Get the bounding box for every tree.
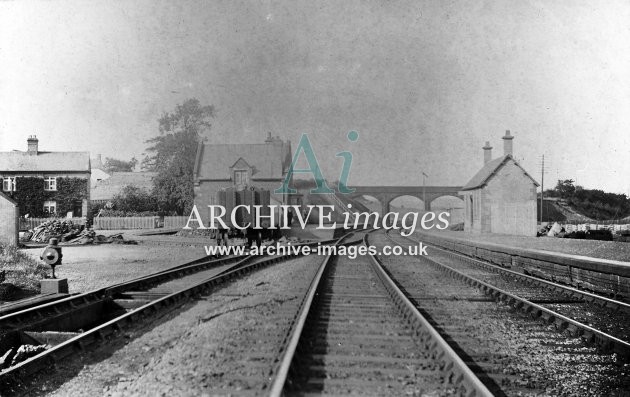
[112,185,157,213]
[104,157,138,173]
[555,179,576,198]
[142,99,215,214]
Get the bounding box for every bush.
[546,180,630,220]
[112,185,157,213]
[0,244,48,293]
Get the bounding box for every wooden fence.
[93,216,159,230]
[163,216,188,228]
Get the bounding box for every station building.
[459,131,539,236]
[192,133,293,218]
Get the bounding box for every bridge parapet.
[346,186,463,212]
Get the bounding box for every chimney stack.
[483,141,493,164]
[27,135,39,155]
[502,130,514,156]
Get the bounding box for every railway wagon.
[216,186,281,246]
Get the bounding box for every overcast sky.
[1,0,629,194]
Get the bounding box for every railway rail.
[377,230,630,395]
[389,231,630,357]
[0,237,349,391]
[269,233,492,396]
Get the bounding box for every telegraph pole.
[422,172,428,211]
[540,155,544,223]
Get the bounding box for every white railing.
[93,216,159,230]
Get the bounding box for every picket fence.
[91,215,189,230]
[93,216,159,230]
[163,216,188,228]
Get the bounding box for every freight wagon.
[216,186,282,247]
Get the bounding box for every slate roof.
[0,151,90,172]
[461,154,539,191]
[91,172,157,201]
[194,141,291,181]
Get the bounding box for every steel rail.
[364,234,493,397]
[0,255,246,330]
[0,237,346,330]
[399,233,630,313]
[0,247,320,386]
[267,232,355,397]
[269,231,493,397]
[384,231,630,358]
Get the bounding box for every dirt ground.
[19,255,320,397]
[20,243,208,294]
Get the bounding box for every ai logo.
[275,131,358,195]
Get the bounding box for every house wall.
[0,173,90,218]
[194,180,287,222]
[461,189,487,233]
[0,194,18,246]
[461,160,537,236]
[485,161,538,236]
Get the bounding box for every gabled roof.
[194,141,291,181]
[91,172,157,201]
[0,191,17,206]
[0,151,91,173]
[230,157,251,169]
[461,154,539,191]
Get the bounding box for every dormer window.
[234,170,249,186]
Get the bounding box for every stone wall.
[419,231,630,299]
[462,160,538,236]
[486,161,538,236]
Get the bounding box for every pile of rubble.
[21,220,81,243]
[20,220,137,245]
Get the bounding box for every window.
[43,200,57,215]
[44,177,57,191]
[2,177,16,192]
[234,170,249,186]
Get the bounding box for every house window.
[234,170,249,186]
[43,200,57,215]
[44,177,57,191]
[2,177,16,192]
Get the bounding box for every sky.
[1,0,629,195]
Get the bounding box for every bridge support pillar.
[424,200,431,211]
[381,201,389,214]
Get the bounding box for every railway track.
[376,230,630,396]
[0,237,348,391]
[389,231,630,356]
[269,233,491,396]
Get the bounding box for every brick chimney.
[502,130,514,156]
[27,135,39,155]
[483,141,492,164]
